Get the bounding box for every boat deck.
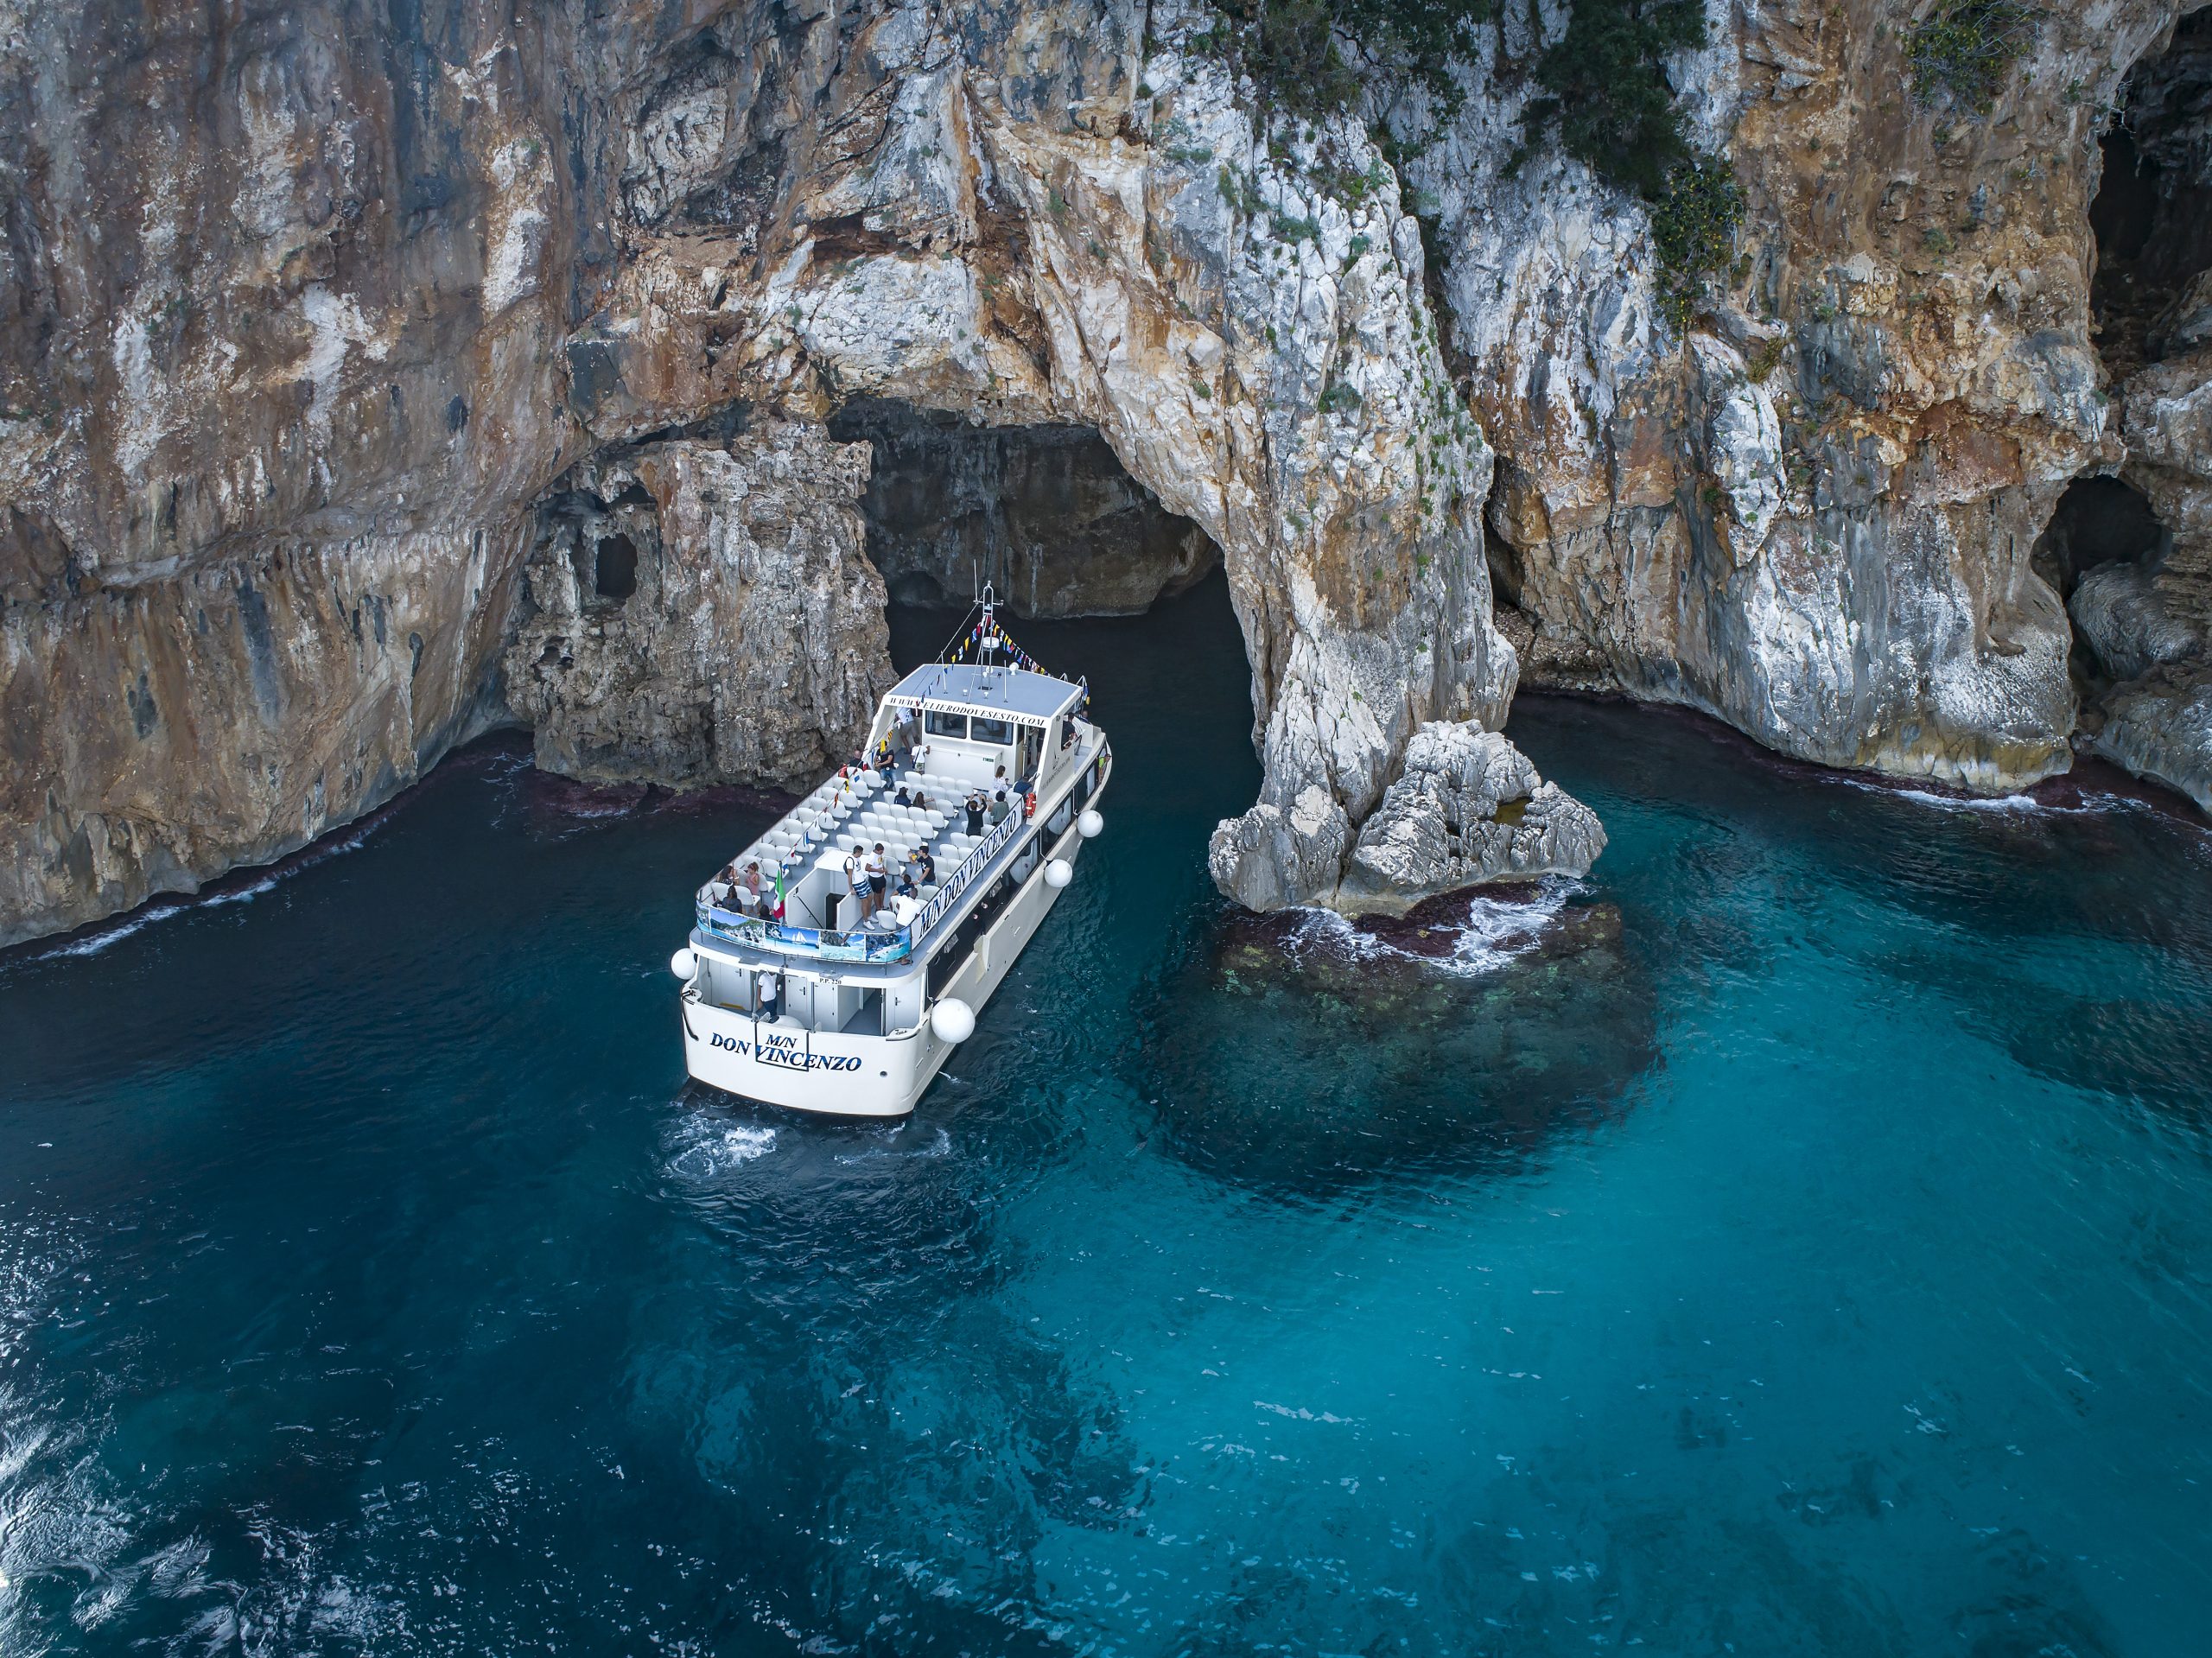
[692,727,1106,974]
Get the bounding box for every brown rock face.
[1403,0,2187,794]
[0,529,521,943]
[3,0,1559,943]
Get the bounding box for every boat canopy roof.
[886,662,1081,726]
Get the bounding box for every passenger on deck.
[756,970,779,1024]
[867,843,888,914]
[842,842,867,926]
[896,865,919,901]
[964,790,986,835]
[916,847,936,884]
[894,785,913,807]
[912,791,930,812]
[741,861,763,902]
[988,790,1011,827]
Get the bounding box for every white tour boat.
[671,597,1110,1117]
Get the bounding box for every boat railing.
[914,806,1025,937]
[692,804,1027,963]
[693,905,918,963]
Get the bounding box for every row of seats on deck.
[707,759,1014,926]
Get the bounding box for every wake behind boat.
[671,594,1110,1116]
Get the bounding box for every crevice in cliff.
[2091,10,2212,381]
[827,399,1221,619]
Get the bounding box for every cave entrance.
[828,398,1221,619]
[2091,10,2212,378]
[2034,474,2168,600]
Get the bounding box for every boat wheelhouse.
[671,602,1110,1116]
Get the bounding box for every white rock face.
[578,0,1571,911]
[2089,669,2212,814]
[1395,0,2170,795]
[1332,723,1605,915]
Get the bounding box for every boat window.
[925,709,969,739]
[970,715,1015,746]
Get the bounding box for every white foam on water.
[834,1125,952,1166]
[666,1116,778,1180]
[1285,880,1576,979]
[1841,774,2154,819]
[1253,1400,1360,1425]
[27,823,381,962]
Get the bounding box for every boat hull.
[679,797,1102,1117]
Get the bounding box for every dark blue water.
[5,575,2212,1655]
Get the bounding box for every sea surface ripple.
[3,577,2211,1655]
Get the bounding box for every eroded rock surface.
[504,421,892,791]
[1333,723,1605,915]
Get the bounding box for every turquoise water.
[4,574,2212,1655]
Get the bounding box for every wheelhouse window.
[969,715,1015,746]
[925,708,969,739]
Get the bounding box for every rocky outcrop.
[22,0,2212,944]
[504,421,893,790]
[830,400,1219,617]
[2076,7,2212,810]
[588,0,1544,912]
[2093,667,2212,811]
[0,0,1576,940]
[1332,724,1606,916]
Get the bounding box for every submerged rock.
[1143,892,1654,1197]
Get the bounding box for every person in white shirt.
[756,970,779,1024]
[865,843,888,918]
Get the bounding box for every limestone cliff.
[504,421,892,790]
[8,0,2212,946]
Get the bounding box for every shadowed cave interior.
[2091,9,2212,380]
[829,399,1221,619]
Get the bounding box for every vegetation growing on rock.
[1907,0,2042,113]
[1522,0,1741,331]
[1189,0,1496,121]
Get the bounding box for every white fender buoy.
[1044,858,1074,889]
[669,948,698,981]
[1077,809,1104,839]
[931,998,976,1044]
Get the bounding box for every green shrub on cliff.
[1191,0,1495,122]
[1648,160,1744,330]
[1521,0,1741,332]
[1907,0,2041,114]
[1522,0,1707,196]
